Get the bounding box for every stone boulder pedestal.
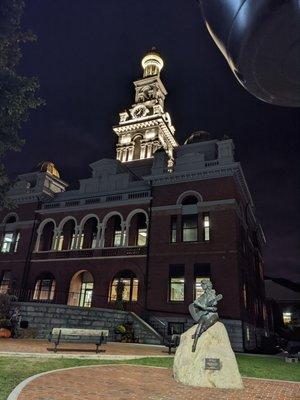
[173,321,243,389]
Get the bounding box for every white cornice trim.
[37,197,152,215]
[31,255,146,262]
[151,199,237,213]
[145,163,239,185]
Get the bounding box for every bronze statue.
[189,280,223,352]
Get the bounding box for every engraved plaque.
[205,358,221,370]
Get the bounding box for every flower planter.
[0,328,12,338]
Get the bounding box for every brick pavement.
[0,338,168,357]
[17,365,300,400]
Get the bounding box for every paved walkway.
[12,365,300,400]
[0,339,169,358]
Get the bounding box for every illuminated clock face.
[131,105,149,119]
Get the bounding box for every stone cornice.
[113,116,178,147]
[37,196,152,215]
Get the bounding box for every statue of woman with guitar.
[189,279,223,352]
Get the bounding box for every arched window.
[68,270,94,307]
[104,215,123,247]
[181,195,199,243]
[181,195,198,205]
[133,136,142,160]
[109,270,138,302]
[38,221,55,251]
[5,215,17,224]
[33,273,56,301]
[1,213,20,253]
[80,217,98,249]
[57,219,76,250]
[127,212,148,246]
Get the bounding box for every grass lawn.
[0,355,299,400]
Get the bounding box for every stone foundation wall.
[15,302,161,345]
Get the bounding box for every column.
[116,148,122,161]
[99,225,106,248]
[95,223,102,248]
[124,223,130,246]
[73,226,81,249]
[140,144,146,159]
[120,221,126,246]
[34,230,42,252]
[146,143,153,158]
[122,147,128,162]
[128,146,134,161]
[52,228,60,251]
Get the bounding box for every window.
[81,217,98,249]
[170,216,177,243]
[5,215,17,224]
[181,196,198,205]
[113,230,123,247]
[283,311,292,325]
[137,228,147,246]
[170,278,185,301]
[68,270,94,307]
[203,213,210,241]
[79,282,93,307]
[182,215,198,242]
[0,271,11,294]
[194,264,211,299]
[58,219,76,250]
[109,271,139,302]
[195,277,210,299]
[38,221,55,252]
[33,274,56,301]
[134,213,147,246]
[169,265,185,301]
[1,232,19,253]
[1,233,14,253]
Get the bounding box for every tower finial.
[141,48,164,77]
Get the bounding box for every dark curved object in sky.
[197,0,300,107]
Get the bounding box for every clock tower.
[113,48,178,167]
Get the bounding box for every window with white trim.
[169,265,185,301]
[182,215,198,242]
[203,213,210,241]
[1,232,20,253]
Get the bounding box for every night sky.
[5,0,300,283]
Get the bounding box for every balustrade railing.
[41,190,151,210]
[32,245,147,259]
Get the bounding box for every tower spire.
[113,49,178,165]
[141,47,164,77]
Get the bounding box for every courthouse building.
[0,50,267,350]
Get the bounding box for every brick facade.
[0,51,267,351]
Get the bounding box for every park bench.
[48,327,109,353]
[163,334,181,354]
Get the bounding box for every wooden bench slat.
[48,327,109,354]
[51,328,109,337]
